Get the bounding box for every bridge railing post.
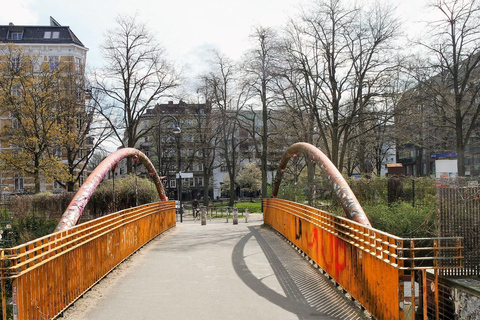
[201,207,206,225]
[233,208,238,225]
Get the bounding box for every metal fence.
[437,185,480,276]
[263,198,463,320]
[0,201,176,320]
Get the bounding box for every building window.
[52,31,60,38]
[44,31,51,38]
[195,177,204,187]
[12,118,19,129]
[197,163,203,172]
[11,87,21,97]
[221,166,227,172]
[10,32,23,40]
[54,146,62,157]
[49,56,59,70]
[75,57,82,73]
[11,57,21,71]
[14,173,24,191]
[170,179,176,188]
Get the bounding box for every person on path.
[192,198,199,220]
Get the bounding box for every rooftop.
[0,16,85,48]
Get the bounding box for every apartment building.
[0,17,90,195]
[135,101,215,200]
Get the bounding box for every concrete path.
[62,214,366,320]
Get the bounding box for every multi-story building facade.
[136,101,215,201]
[396,87,480,177]
[0,17,89,195]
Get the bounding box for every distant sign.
[431,152,457,159]
[176,172,193,179]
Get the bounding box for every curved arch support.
[272,142,371,227]
[56,148,166,232]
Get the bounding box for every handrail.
[0,201,176,320]
[263,198,463,319]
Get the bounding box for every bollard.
[226,207,229,223]
[201,207,206,225]
[245,208,249,223]
[233,208,238,225]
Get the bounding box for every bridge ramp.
[62,215,366,320]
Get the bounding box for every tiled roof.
[0,25,85,47]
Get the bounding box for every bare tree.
[283,0,400,173]
[205,51,249,206]
[94,14,181,173]
[56,69,111,191]
[414,0,480,176]
[193,79,223,206]
[241,26,283,198]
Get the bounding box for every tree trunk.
[203,169,210,207]
[307,160,315,206]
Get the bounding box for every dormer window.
[44,31,60,39]
[9,31,23,40]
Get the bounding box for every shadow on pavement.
[232,226,364,320]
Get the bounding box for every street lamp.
[157,114,182,221]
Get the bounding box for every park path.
[62,214,366,320]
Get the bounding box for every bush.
[87,174,159,216]
[13,214,58,244]
[2,174,161,245]
[9,193,75,219]
[364,202,437,237]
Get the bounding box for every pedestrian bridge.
[0,143,463,320]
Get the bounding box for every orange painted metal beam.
[263,198,463,319]
[271,142,371,227]
[56,148,166,232]
[1,202,175,320]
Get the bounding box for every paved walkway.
[62,214,366,320]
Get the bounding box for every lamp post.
[157,114,182,220]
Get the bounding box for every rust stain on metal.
[56,148,166,232]
[271,142,371,227]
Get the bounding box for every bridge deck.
[62,214,366,320]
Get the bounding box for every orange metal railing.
[264,198,463,320]
[0,201,175,320]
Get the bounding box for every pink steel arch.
[272,142,371,227]
[56,148,166,232]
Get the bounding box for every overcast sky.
[3,0,432,78]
